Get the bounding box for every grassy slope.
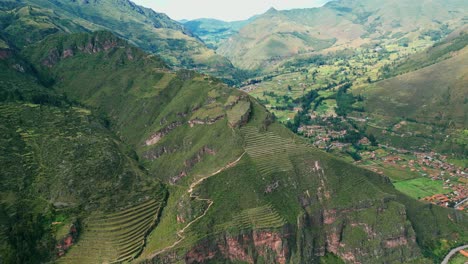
[0,0,235,75]
[354,31,467,156]
[183,18,252,49]
[360,46,467,126]
[218,8,338,70]
[386,26,468,76]
[6,31,466,263]
[217,0,467,71]
[0,38,165,263]
[0,3,90,48]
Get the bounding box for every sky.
[132,0,330,22]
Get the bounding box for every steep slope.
[382,26,468,77]
[354,30,468,154]
[0,44,166,263]
[183,18,253,49]
[218,7,339,70]
[218,0,468,71]
[19,31,467,263]
[0,0,235,76]
[0,3,88,49]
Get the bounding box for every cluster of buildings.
[366,150,467,211]
[298,125,349,149]
[412,152,466,178]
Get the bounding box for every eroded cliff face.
[56,223,79,257]
[320,202,421,264]
[185,230,289,264]
[148,198,423,264]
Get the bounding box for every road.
[441,244,468,264]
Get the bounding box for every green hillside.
[0,46,167,263]
[0,0,236,79]
[183,18,252,49]
[354,30,468,155]
[218,0,468,71]
[0,30,461,264]
[382,26,468,77]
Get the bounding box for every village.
[298,121,467,212]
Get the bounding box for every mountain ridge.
[217,0,468,71]
[0,30,464,263]
[0,0,238,80]
[0,0,467,263]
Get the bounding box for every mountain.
[218,0,468,71]
[0,0,236,77]
[354,28,468,154]
[0,35,167,262]
[183,18,254,49]
[0,29,466,263]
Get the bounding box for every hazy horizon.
[132,0,331,21]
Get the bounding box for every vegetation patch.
[394,178,450,200]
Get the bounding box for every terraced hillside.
[59,193,165,264]
[354,30,468,154]
[218,205,286,231]
[218,0,468,71]
[0,35,166,263]
[0,0,236,78]
[1,28,466,264]
[242,125,306,176]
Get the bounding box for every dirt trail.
[146,152,246,260]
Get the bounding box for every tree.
[368,134,378,146]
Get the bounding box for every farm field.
[239,30,468,212]
[1,0,467,263]
[393,178,450,200]
[59,191,166,264]
[449,253,468,264]
[242,38,433,122]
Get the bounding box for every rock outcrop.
[184,230,289,264]
[145,121,183,146]
[56,223,79,257]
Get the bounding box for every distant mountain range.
[216,0,468,71]
[182,18,254,49]
[0,0,466,263]
[357,27,468,148]
[0,0,236,77]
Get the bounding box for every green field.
[394,178,450,200]
[60,193,166,264]
[449,253,468,264]
[1,1,467,262]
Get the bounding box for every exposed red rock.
[326,229,341,254]
[186,245,217,263]
[62,49,74,58]
[188,115,225,127]
[185,231,288,264]
[145,121,182,146]
[385,236,408,248]
[323,209,337,224]
[41,36,120,67]
[218,236,254,263]
[176,214,186,223]
[56,224,78,257]
[253,231,288,264]
[145,132,164,146]
[342,251,359,264]
[0,49,11,60]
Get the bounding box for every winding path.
[146,152,246,259]
[441,245,468,264]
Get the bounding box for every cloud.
[133,0,330,21]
